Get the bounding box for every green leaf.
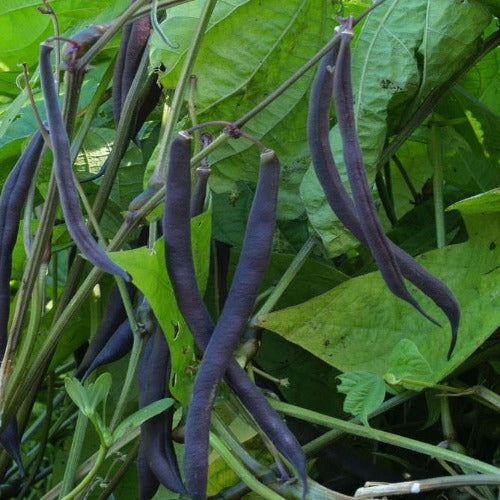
[112,398,174,443]
[257,208,499,385]
[337,371,386,426]
[64,376,91,416]
[152,0,332,194]
[447,188,500,215]
[108,211,212,404]
[86,372,112,411]
[385,339,432,389]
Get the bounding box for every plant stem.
[151,0,217,184]
[429,123,445,248]
[16,374,54,499]
[96,440,140,500]
[209,432,285,500]
[60,445,107,500]
[70,58,115,161]
[252,236,316,321]
[392,155,419,203]
[375,170,397,226]
[354,474,500,498]
[109,333,144,431]
[212,413,268,476]
[58,412,89,498]
[269,400,500,475]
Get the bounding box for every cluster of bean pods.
[0,1,463,498]
[308,17,459,359]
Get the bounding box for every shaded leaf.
[337,371,386,426]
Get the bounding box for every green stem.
[269,400,500,475]
[96,440,140,500]
[60,445,107,500]
[429,123,445,249]
[212,413,268,476]
[354,474,500,499]
[16,374,54,499]
[392,155,419,204]
[252,236,316,321]
[151,0,217,184]
[9,265,47,392]
[58,412,89,498]
[375,170,397,227]
[70,57,115,161]
[109,334,144,431]
[131,0,193,22]
[209,432,285,500]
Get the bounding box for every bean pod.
[138,326,186,496]
[307,27,459,357]
[162,133,306,499]
[39,42,129,281]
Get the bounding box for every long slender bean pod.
[163,134,306,498]
[138,326,186,495]
[39,41,130,281]
[112,22,133,126]
[0,132,44,473]
[0,131,44,354]
[333,24,437,325]
[307,33,459,356]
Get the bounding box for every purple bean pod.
[308,31,459,357]
[39,42,130,281]
[333,24,438,325]
[162,134,307,499]
[79,319,133,381]
[75,283,134,379]
[138,326,186,496]
[137,440,159,500]
[0,132,44,473]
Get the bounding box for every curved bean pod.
[39,42,130,281]
[80,319,133,381]
[75,283,134,379]
[137,441,159,500]
[0,131,44,353]
[163,133,306,499]
[308,38,459,357]
[138,326,186,495]
[333,27,437,325]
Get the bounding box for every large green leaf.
[257,192,499,385]
[109,211,212,404]
[0,0,127,72]
[151,0,332,196]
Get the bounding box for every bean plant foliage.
[0,0,499,498]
